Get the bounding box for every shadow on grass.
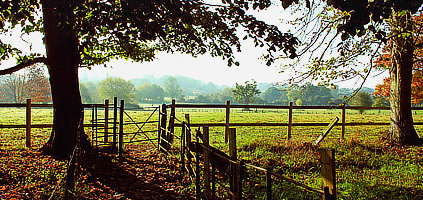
[80,149,193,200]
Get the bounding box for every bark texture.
[389,11,422,145]
[40,0,89,159]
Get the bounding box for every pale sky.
[1,1,386,89]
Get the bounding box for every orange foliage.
[373,71,423,104]
[373,12,423,104]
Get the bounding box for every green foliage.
[163,77,183,100]
[295,98,303,106]
[136,83,164,103]
[97,77,135,103]
[349,91,373,114]
[373,97,389,107]
[261,86,283,103]
[79,81,101,103]
[232,80,261,105]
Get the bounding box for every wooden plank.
[320,148,336,200]
[314,117,339,146]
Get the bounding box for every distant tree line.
[77,76,397,108]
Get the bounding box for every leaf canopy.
[1,0,300,68]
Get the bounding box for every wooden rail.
[166,101,423,141]
[0,99,108,148]
[177,122,336,199]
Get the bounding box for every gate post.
[104,99,109,143]
[118,100,124,158]
[168,99,176,144]
[159,104,167,152]
[113,97,118,148]
[229,128,239,200]
[203,126,211,198]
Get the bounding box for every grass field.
[1,107,423,199]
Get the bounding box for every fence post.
[288,101,293,140]
[113,97,118,148]
[91,105,95,146]
[229,128,238,200]
[320,148,336,200]
[104,99,109,143]
[160,104,167,152]
[181,122,186,177]
[341,104,346,140]
[168,99,176,144]
[266,167,272,200]
[195,130,201,199]
[225,100,230,143]
[118,100,124,158]
[203,126,211,198]
[26,99,31,148]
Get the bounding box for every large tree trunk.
[388,11,422,146]
[40,0,89,159]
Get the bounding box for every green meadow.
[1,107,422,199]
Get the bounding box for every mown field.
[1,107,423,199]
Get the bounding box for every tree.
[262,87,282,103]
[349,91,373,114]
[281,0,423,145]
[373,97,389,107]
[374,72,423,105]
[232,80,261,106]
[0,1,299,158]
[163,77,183,100]
[0,65,51,103]
[98,77,135,103]
[136,83,164,103]
[209,87,234,103]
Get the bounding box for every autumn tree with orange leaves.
[373,13,423,105]
[374,71,423,105]
[0,65,51,103]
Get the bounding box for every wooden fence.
[166,100,423,140]
[0,99,107,148]
[158,113,337,200]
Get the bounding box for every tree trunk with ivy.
[388,10,422,145]
[40,0,89,159]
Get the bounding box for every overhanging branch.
[0,57,47,75]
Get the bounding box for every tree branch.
[0,57,47,75]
